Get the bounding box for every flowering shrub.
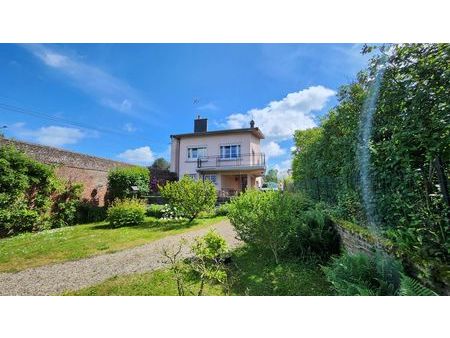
[160,176,217,223]
[160,204,184,220]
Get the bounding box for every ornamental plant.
[227,190,302,264]
[190,230,229,296]
[107,198,146,227]
[159,176,216,223]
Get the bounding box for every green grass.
[0,216,225,273]
[68,246,334,296]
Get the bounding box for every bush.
[322,252,403,295]
[228,190,302,264]
[160,176,216,223]
[146,204,164,218]
[107,166,150,202]
[287,208,341,262]
[76,202,107,223]
[51,182,83,228]
[190,230,229,296]
[0,145,59,235]
[107,198,146,227]
[215,203,230,216]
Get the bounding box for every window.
[220,145,240,159]
[187,147,207,160]
[185,173,197,180]
[203,174,217,185]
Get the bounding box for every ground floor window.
[185,173,197,180]
[202,174,217,185]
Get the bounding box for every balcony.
[195,153,266,172]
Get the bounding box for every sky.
[0,44,371,175]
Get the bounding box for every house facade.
[170,117,265,196]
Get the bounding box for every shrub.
[159,176,216,223]
[287,208,341,262]
[146,204,164,218]
[160,204,184,220]
[76,202,107,223]
[322,252,403,295]
[107,198,146,227]
[51,182,83,228]
[215,203,230,216]
[0,145,59,235]
[107,166,150,202]
[190,230,229,296]
[227,190,301,264]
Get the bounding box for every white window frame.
[187,146,207,160]
[185,173,197,180]
[220,144,241,159]
[203,174,217,185]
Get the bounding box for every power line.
[0,101,164,145]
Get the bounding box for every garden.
[68,44,448,296]
[1,43,448,296]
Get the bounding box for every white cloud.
[123,122,137,132]
[225,85,335,141]
[118,146,155,165]
[15,125,86,147]
[262,141,286,158]
[23,44,151,117]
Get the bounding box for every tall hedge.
[292,44,450,289]
[107,166,150,202]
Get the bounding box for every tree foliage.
[151,157,170,170]
[159,176,217,223]
[0,145,82,235]
[264,168,279,183]
[107,166,150,202]
[292,43,450,289]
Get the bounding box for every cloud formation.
[12,124,87,147]
[118,146,155,165]
[226,85,335,141]
[262,141,286,158]
[23,44,150,117]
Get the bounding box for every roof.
[170,127,265,140]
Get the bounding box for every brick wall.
[0,138,135,206]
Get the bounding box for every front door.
[240,175,248,191]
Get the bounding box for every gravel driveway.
[0,219,240,296]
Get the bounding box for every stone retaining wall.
[335,224,376,255]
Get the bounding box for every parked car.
[260,182,279,191]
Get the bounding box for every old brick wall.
[0,138,134,206]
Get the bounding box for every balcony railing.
[195,153,265,169]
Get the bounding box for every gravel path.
[0,220,240,296]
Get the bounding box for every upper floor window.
[220,144,240,159]
[187,147,207,160]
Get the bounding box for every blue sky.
[0,44,370,174]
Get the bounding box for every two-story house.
[170,117,266,196]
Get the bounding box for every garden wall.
[334,223,376,255]
[0,138,134,206]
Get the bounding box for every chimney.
[194,115,208,133]
[250,119,255,128]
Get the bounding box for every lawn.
[0,216,225,273]
[67,246,334,296]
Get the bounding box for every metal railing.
[195,153,265,169]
